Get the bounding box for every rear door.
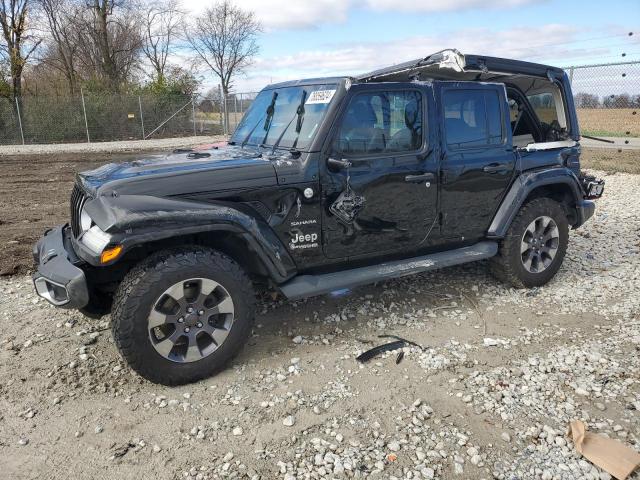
[436,82,516,241]
[320,83,438,259]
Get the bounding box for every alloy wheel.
[520,215,560,273]
[148,278,235,363]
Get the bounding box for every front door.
[436,83,516,241]
[321,84,437,259]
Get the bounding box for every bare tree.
[38,0,84,94]
[0,0,41,99]
[185,0,260,96]
[141,0,183,83]
[76,0,142,91]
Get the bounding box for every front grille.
[70,184,88,237]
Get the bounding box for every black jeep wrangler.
[33,50,604,385]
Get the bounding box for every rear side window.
[527,92,559,125]
[443,90,504,149]
[335,90,423,155]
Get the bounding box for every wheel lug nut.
[197,322,202,328]
[198,310,204,315]
[187,307,194,313]
[184,327,190,333]
[178,317,184,323]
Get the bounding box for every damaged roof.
[357,49,567,83]
[265,49,568,91]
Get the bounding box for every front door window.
[335,90,423,155]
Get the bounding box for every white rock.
[387,440,401,452]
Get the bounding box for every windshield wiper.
[270,90,307,155]
[240,91,278,148]
[260,91,279,146]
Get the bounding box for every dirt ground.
[0,147,637,277]
[0,147,638,480]
[576,108,640,138]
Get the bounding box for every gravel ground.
[0,170,638,480]
[0,135,225,156]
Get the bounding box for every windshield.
[231,84,337,151]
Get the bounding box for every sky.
[185,0,640,93]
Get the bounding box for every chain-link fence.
[193,91,258,138]
[0,92,219,145]
[566,61,640,138]
[0,61,637,146]
[0,90,260,145]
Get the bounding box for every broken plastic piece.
[356,335,425,363]
[569,420,640,480]
[356,340,405,363]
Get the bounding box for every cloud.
[186,0,542,30]
[364,0,541,13]
[187,0,350,30]
[226,23,632,91]
[252,24,582,75]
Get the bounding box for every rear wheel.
[490,198,569,288]
[111,247,254,385]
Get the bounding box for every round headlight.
[80,207,93,232]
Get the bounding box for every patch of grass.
[582,130,639,138]
[581,148,640,175]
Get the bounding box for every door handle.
[405,172,435,183]
[327,158,352,171]
[483,163,508,173]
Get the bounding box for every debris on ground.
[570,420,640,480]
[356,335,424,362]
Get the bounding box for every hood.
[78,145,278,198]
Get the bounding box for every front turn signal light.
[100,245,123,264]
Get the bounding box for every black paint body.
[33,56,600,309]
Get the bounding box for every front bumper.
[574,200,596,229]
[32,225,89,308]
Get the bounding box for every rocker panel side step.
[280,241,498,300]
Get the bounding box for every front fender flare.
[82,194,297,283]
[487,168,585,239]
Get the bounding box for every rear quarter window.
[527,92,559,125]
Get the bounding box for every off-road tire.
[490,198,569,288]
[111,247,254,385]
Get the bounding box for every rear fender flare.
[487,168,584,238]
[83,195,297,282]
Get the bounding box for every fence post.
[80,88,90,143]
[192,95,197,137]
[568,66,574,85]
[233,95,238,130]
[219,84,228,136]
[218,87,223,132]
[14,97,25,145]
[138,95,145,139]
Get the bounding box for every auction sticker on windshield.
[306,90,336,104]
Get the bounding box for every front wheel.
[490,198,569,288]
[111,247,255,385]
